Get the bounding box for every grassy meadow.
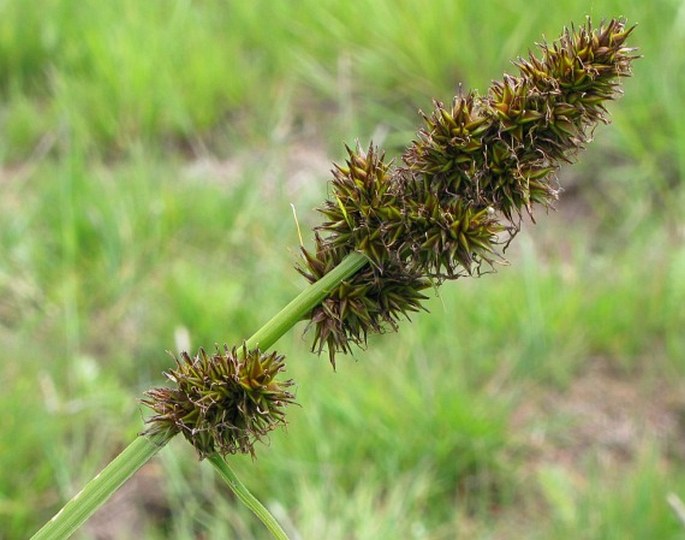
[1,0,685,538]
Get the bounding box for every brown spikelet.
[143,345,295,458]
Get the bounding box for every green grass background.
[1,0,684,538]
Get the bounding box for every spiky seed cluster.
[143,345,295,459]
[405,92,559,222]
[300,18,637,366]
[298,233,431,366]
[398,181,506,278]
[317,145,403,268]
[405,18,637,221]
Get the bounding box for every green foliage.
[539,450,685,539]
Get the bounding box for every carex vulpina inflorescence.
[144,18,637,459]
[301,18,637,367]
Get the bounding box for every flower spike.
[299,18,638,366]
[143,345,295,459]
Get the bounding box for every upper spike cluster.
[300,18,637,366]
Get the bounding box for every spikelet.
[143,345,295,458]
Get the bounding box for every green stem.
[208,455,290,540]
[245,250,367,351]
[31,431,171,540]
[31,251,369,539]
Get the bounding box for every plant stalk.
[208,455,290,540]
[31,250,368,539]
[245,250,367,351]
[30,432,171,540]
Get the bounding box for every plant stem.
[30,431,171,540]
[245,250,367,351]
[31,250,369,539]
[208,455,290,540]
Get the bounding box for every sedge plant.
[31,18,637,539]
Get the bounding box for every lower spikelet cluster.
[298,233,431,365]
[299,18,638,366]
[143,345,295,459]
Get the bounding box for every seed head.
[299,18,638,366]
[298,232,430,368]
[143,345,295,459]
[316,143,403,268]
